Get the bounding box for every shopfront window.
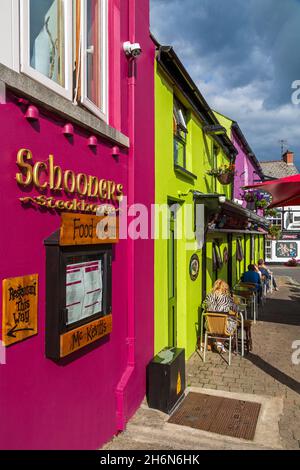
[29,0,65,86]
[173,99,188,168]
[236,238,244,262]
[213,243,223,271]
[21,0,72,98]
[269,212,282,227]
[21,0,108,119]
[265,240,272,260]
[81,0,107,119]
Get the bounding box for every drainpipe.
[116,0,136,431]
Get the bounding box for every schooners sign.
[16,149,124,213]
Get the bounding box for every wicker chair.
[202,313,237,365]
[234,283,258,322]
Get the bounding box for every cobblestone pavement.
[104,275,300,450]
[187,276,300,450]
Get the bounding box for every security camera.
[123,41,142,58]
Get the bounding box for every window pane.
[174,100,188,132]
[174,137,186,168]
[29,0,65,87]
[87,0,101,108]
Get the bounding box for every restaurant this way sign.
[2,274,38,346]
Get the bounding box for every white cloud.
[151,0,300,168]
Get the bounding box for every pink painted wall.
[233,130,262,206]
[0,0,154,450]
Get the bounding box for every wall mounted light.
[25,105,39,121]
[18,98,29,106]
[111,146,120,157]
[87,135,97,147]
[62,123,74,137]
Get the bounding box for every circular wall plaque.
[189,254,200,281]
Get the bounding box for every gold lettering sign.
[2,274,38,346]
[16,149,124,212]
[60,213,119,246]
[60,314,112,358]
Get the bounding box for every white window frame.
[80,0,108,121]
[265,240,272,260]
[12,0,20,71]
[20,0,73,100]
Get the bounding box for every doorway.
[168,204,177,347]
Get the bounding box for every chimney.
[282,150,294,165]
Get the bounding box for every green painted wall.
[213,111,233,139]
[245,235,251,268]
[154,62,233,359]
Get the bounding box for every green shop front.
[199,197,268,296]
[154,44,238,360]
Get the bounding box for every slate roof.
[260,160,299,179]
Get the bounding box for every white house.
[260,151,300,263]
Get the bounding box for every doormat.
[168,392,261,440]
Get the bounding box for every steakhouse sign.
[16,149,124,214]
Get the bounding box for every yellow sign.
[2,274,38,346]
[60,314,112,358]
[177,372,182,395]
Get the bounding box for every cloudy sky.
[150,0,300,168]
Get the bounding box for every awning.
[244,174,300,208]
[193,192,269,230]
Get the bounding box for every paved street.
[104,274,300,450]
[186,275,300,449]
[271,266,300,285]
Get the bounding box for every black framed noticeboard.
[44,231,112,360]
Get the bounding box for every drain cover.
[168,392,261,440]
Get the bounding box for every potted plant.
[285,258,299,267]
[241,190,257,210]
[268,225,281,240]
[255,198,268,209]
[264,208,278,217]
[206,163,236,185]
[241,190,256,203]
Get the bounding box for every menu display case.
[44,231,112,360]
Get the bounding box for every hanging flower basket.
[216,172,234,185]
[255,198,268,209]
[206,163,236,185]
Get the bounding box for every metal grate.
[168,392,261,440]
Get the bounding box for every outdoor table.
[233,286,258,323]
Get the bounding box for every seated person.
[257,259,278,291]
[203,279,239,353]
[204,279,237,313]
[241,264,261,293]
